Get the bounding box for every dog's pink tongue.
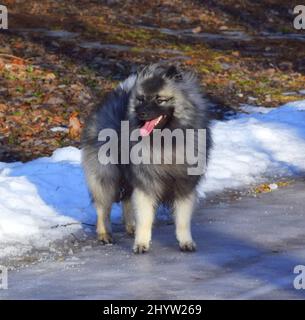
[140,117,160,137]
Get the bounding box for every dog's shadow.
[8,155,171,228]
[7,159,305,299]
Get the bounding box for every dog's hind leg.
[122,197,135,236]
[174,192,196,252]
[95,202,113,244]
[132,189,156,253]
[87,173,117,244]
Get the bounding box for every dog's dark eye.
[156,97,171,104]
[136,95,144,102]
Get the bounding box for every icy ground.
[1,179,305,299]
[1,100,305,260]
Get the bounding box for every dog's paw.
[133,243,150,254]
[125,224,136,237]
[179,240,196,252]
[97,232,114,245]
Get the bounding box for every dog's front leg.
[174,192,196,252]
[122,197,136,236]
[132,189,156,253]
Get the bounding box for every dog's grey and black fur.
[81,63,211,253]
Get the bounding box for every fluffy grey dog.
[81,63,211,253]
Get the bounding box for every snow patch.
[1,100,305,258]
[200,100,305,194]
[239,104,276,114]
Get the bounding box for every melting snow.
[1,100,305,258]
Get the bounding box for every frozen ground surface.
[1,179,305,299]
[0,100,305,259]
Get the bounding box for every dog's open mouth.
[139,115,166,137]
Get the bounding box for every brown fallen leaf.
[68,112,81,139]
[254,183,272,193]
[192,26,202,34]
[11,58,25,65]
[277,181,291,187]
[185,59,197,65]
[45,73,56,80]
[254,181,291,194]
[0,104,8,112]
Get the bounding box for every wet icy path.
[1,179,305,300]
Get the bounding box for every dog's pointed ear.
[137,65,149,78]
[164,65,183,81]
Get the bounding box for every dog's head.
[129,64,199,136]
